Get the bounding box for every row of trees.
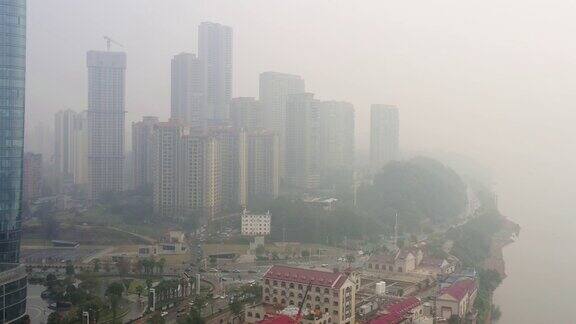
[137,257,167,275]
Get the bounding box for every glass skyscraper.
[0,0,28,322]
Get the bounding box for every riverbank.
[483,217,520,278]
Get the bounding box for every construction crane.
[103,36,124,51]
[295,282,313,324]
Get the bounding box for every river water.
[492,154,576,323]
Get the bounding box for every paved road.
[27,284,50,324]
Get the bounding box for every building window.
[265,279,269,285]
[281,282,286,287]
[375,264,379,269]
[265,288,270,293]
[290,283,295,289]
[298,284,303,290]
[273,281,278,286]
[324,288,329,294]
[256,313,261,319]
[315,287,321,293]
[247,312,253,317]
[289,292,295,297]
[324,298,329,303]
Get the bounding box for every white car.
[161,311,168,317]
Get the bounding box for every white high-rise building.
[259,72,305,177]
[285,93,320,190]
[87,51,127,199]
[199,22,233,121]
[171,53,205,126]
[54,109,88,187]
[370,104,399,171]
[318,101,355,172]
[132,116,159,190]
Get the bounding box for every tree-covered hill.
[358,156,468,232]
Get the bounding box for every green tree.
[105,282,125,322]
[93,258,101,272]
[65,260,75,277]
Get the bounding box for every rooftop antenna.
[103,36,124,51]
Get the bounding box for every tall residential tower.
[87,51,127,199]
[198,22,233,121]
[284,93,320,190]
[171,53,205,126]
[259,72,305,177]
[370,104,399,171]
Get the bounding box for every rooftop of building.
[369,297,421,324]
[440,279,477,302]
[263,265,349,288]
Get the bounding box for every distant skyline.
[26,0,576,170]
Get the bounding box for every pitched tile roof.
[440,279,477,302]
[369,297,421,324]
[263,265,348,288]
[258,314,296,324]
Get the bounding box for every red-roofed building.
[369,297,423,324]
[262,265,357,324]
[436,279,477,320]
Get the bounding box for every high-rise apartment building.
[285,93,320,191]
[132,116,159,190]
[54,109,75,179]
[23,153,42,204]
[198,22,233,121]
[212,127,244,209]
[73,112,89,185]
[318,101,355,173]
[259,72,305,177]
[87,51,127,199]
[171,53,205,127]
[0,0,28,321]
[152,121,186,218]
[151,122,222,220]
[246,129,279,205]
[370,104,399,171]
[230,97,262,130]
[54,109,88,187]
[181,131,221,219]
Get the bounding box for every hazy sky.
[25,1,576,321]
[27,0,576,173]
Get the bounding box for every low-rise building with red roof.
[436,279,477,321]
[262,265,357,324]
[368,297,423,324]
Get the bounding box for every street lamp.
[82,311,90,324]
